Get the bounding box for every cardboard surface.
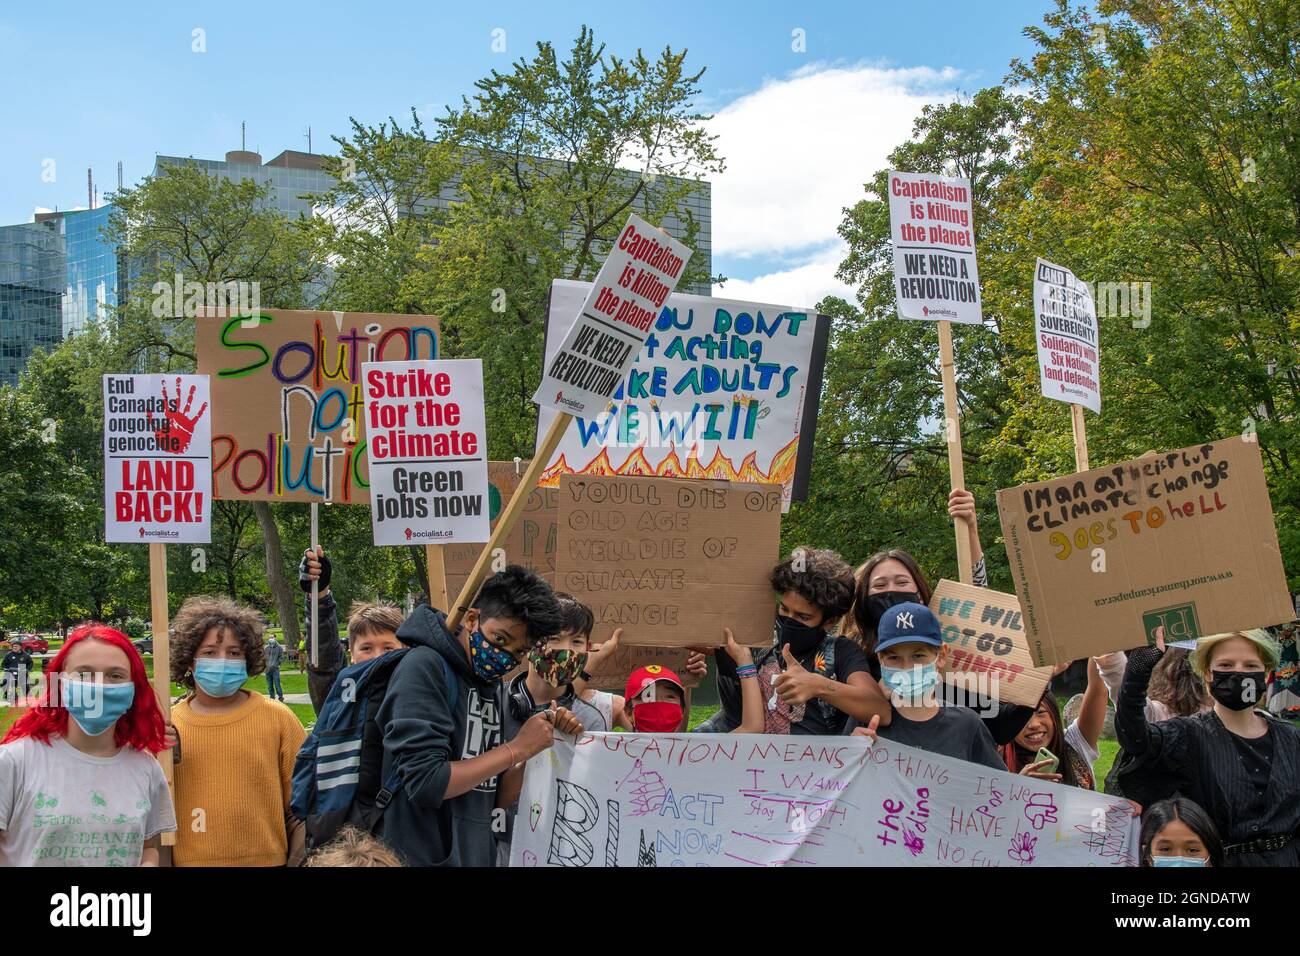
[196,307,440,502]
[929,579,1054,707]
[443,461,558,596]
[556,475,783,646]
[997,437,1295,665]
[584,644,702,693]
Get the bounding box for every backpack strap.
[373,650,461,811]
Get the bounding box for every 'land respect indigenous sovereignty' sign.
[195,307,440,503]
[361,360,489,546]
[929,580,1053,708]
[537,281,829,509]
[1034,258,1100,413]
[533,214,693,418]
[103,374,212,543]
[510,734,1140,867]
[556,475,783,646]
[888,171,982,325]
[997,437,1295,666]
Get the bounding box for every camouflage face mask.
[528,648,588,688]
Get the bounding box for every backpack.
[291,646,459,850]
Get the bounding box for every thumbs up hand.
[851,713,881,745]
[774,644,824,705]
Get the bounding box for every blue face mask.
[1151,855,1207,868]
[60,677,135,737]
[469,629,518,681]
[880,663,940,702]
[193,658,248,698]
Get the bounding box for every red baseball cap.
[624,664,685,703]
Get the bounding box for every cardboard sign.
[556,475,783,647]
[532,215,692,418]
[584,644,701,693]
[361,360,488,546]
[930,580,1053,708]
[103,374,212,544]
[195,307,440,503]
[1034,258,1100,413]
[536,280,829,509]
[888,170,982,325]
[444,461,558,594]
[998,437,1295,665]
[510,734,1140,868]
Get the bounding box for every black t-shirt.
[1229,723,1274,796]
[716,637,872,736]
[845,704,1005,770]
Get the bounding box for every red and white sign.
[362,359,490,546]
[887,170,983,325]
[1033,258,1100,413]
[532,213,693,418]
[103,374,212,543]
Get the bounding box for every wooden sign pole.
[148,542,175,847]
[309,502,320,667]
[938,321,973,584]
[426,544,449,612]
[447,412,571,632]
[1071,404,1090,472]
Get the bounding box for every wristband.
[505,741,519,766]
[736,663,758,679]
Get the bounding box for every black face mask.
[774,614,825,656]
[1209,670,1267,711]
[862,591,922,633]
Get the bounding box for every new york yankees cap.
[874,602,943,653]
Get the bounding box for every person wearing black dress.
[1116,627,1300,867]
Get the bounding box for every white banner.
[362,359,489,546]
[532,214,693,418]
[1034,258,1100,413]
[103,374,212,544]
[888,170,983,325]
[511,733,1139,868]
[537,281,821,508]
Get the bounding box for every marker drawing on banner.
[103,374,213,544]
[998,437,1295,665]
[362,360,489,546]
[536,281,829,509]
[510,734,1140,867]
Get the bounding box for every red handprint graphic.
[146,377,208,455]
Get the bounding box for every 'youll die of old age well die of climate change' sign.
[361,359,489,546]
[997,437,1294,666]
[888,170,982,325]
[104,374,212,544]
[533,214,693,418]
[1034,258,1100,413]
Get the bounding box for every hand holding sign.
[775,644,824,706]
[549,700,585,738]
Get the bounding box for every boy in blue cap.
[847,602,1004,770]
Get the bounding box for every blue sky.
[2,0,1053,304]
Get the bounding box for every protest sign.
[361,359,488,546]
[584,644,701,693]
[532,215,693,419]
[998,436,1295,665]
[929,580,1053,708]
[444,461,558,594]
[556,475,782,646]
[195,307,440,503]
[536,281,828,509]
[1034,258,1100,414]
[103,374,212,543]
[510,733,1139,868]
[888,170,982,325]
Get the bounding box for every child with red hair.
[0,624,176,866]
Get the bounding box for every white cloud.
[709,63,963,260]
[714,242,855,311]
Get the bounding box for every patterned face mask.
[528,648,588,688]
[469,630,519,680]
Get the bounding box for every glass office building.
[0,220,64,386]
[62,205,121,337]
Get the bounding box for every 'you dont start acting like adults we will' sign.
[511,734,1139,868]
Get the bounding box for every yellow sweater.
[171,692,306,867]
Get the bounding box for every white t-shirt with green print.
[0,736,176,867]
